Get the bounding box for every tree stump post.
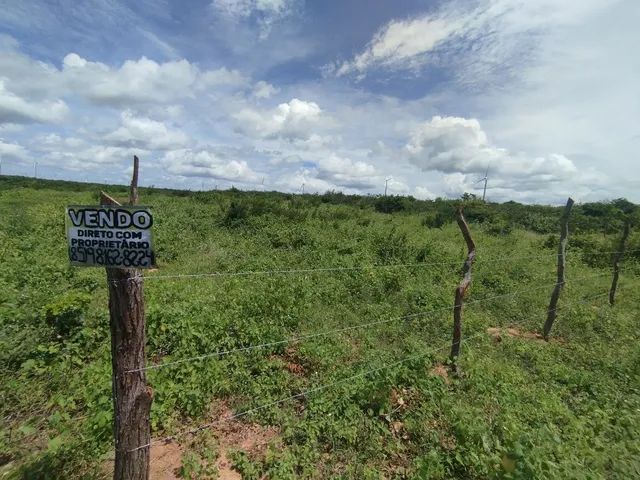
[543,197,574,340]
[102,155,152,480]
[609,221,630,306]
[450,207,476,371]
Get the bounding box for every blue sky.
[0,0,638,203]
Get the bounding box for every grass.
[1,176,639,479]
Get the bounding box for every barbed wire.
[110,248,638,285]
[126,271,614,374]
[127,287,621,452]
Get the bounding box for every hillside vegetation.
[1,176,639,479]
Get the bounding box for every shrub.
[221,201,249,227]
[42,291,91,337]
[374,196,406,214]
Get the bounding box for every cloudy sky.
[0,0,638,204]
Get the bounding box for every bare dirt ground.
[102,402,279,479]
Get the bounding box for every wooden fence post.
[543,197,574,340]
[102,155,152,480]
[609,220,630,306]
[450,207,476,371]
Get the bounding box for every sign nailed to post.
[66,205,156,268]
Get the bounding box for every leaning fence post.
[543,197,574,340]
[103,155,152,480]
[609,220,630,306]
[450,207,476,371]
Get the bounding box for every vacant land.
[1,176,639,479]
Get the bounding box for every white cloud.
[0,138,28,160]
[252,80,279,99]
[332,0,616,84]
[334,15,460,77]
[234,98,327,141]
[32,133,145,170]
[62,53,246,106]
[104,111,189,150]
[405,116,578,179]
[316,154,379,189]
[413,186,436,200]
[0,80,68,124]
[162,148,260,183]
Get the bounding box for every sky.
[0,0,638,204]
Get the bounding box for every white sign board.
[66,206,156,268]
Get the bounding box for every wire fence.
[109,249,639,285]
[126,270,613,374]
[4,247,638,465]
[128,286,624,452]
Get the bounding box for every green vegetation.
[1,175,639,479]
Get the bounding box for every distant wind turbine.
[475,163,490,201]
[384,177,392,196]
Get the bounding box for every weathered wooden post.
[102,156,152,480]
[450,207,476,371]
[543,197,574,340]
[609,221,630,306]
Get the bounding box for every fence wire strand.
[127,271,613,374]
[128,287,622,452]
[111,249,638,284]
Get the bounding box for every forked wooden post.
[102,155,151,480]
[543,197,574,340]
[609,221,630,306]
[450,208,476,371]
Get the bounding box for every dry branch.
[609,221,630,305]
[543,197,574,340]
[450,208,476,368]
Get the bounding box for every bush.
[422,211,452,229]
[373,228,412,263]
[221,201,249,227]
[374,196,406,214]
[42,292,91,337]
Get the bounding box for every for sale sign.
[66,206,156,268]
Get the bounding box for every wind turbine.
[301,182,305,194]
[475,163,490,202]
[384,177,392,196]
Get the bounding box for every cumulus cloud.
[32,133,145,170]
[405,115,578,179]
[316,154,380,189]
[0,81,68,124]
[62,53,246,106]
[0,138,28,160]
[252,80,279,99]
[234,98,327,141]
[104,111,189,150]
[162,148,260,183]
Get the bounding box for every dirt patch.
[102,442,184,480]
[210,402,280,478]
[429,363,450,384]
[269,346,306,377]
[150,442,183,479]
[102,403,279,480]
[487,327,545,343]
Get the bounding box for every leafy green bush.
[221,201,249,227]
[42,291,91,337]
[374,195,406,214]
